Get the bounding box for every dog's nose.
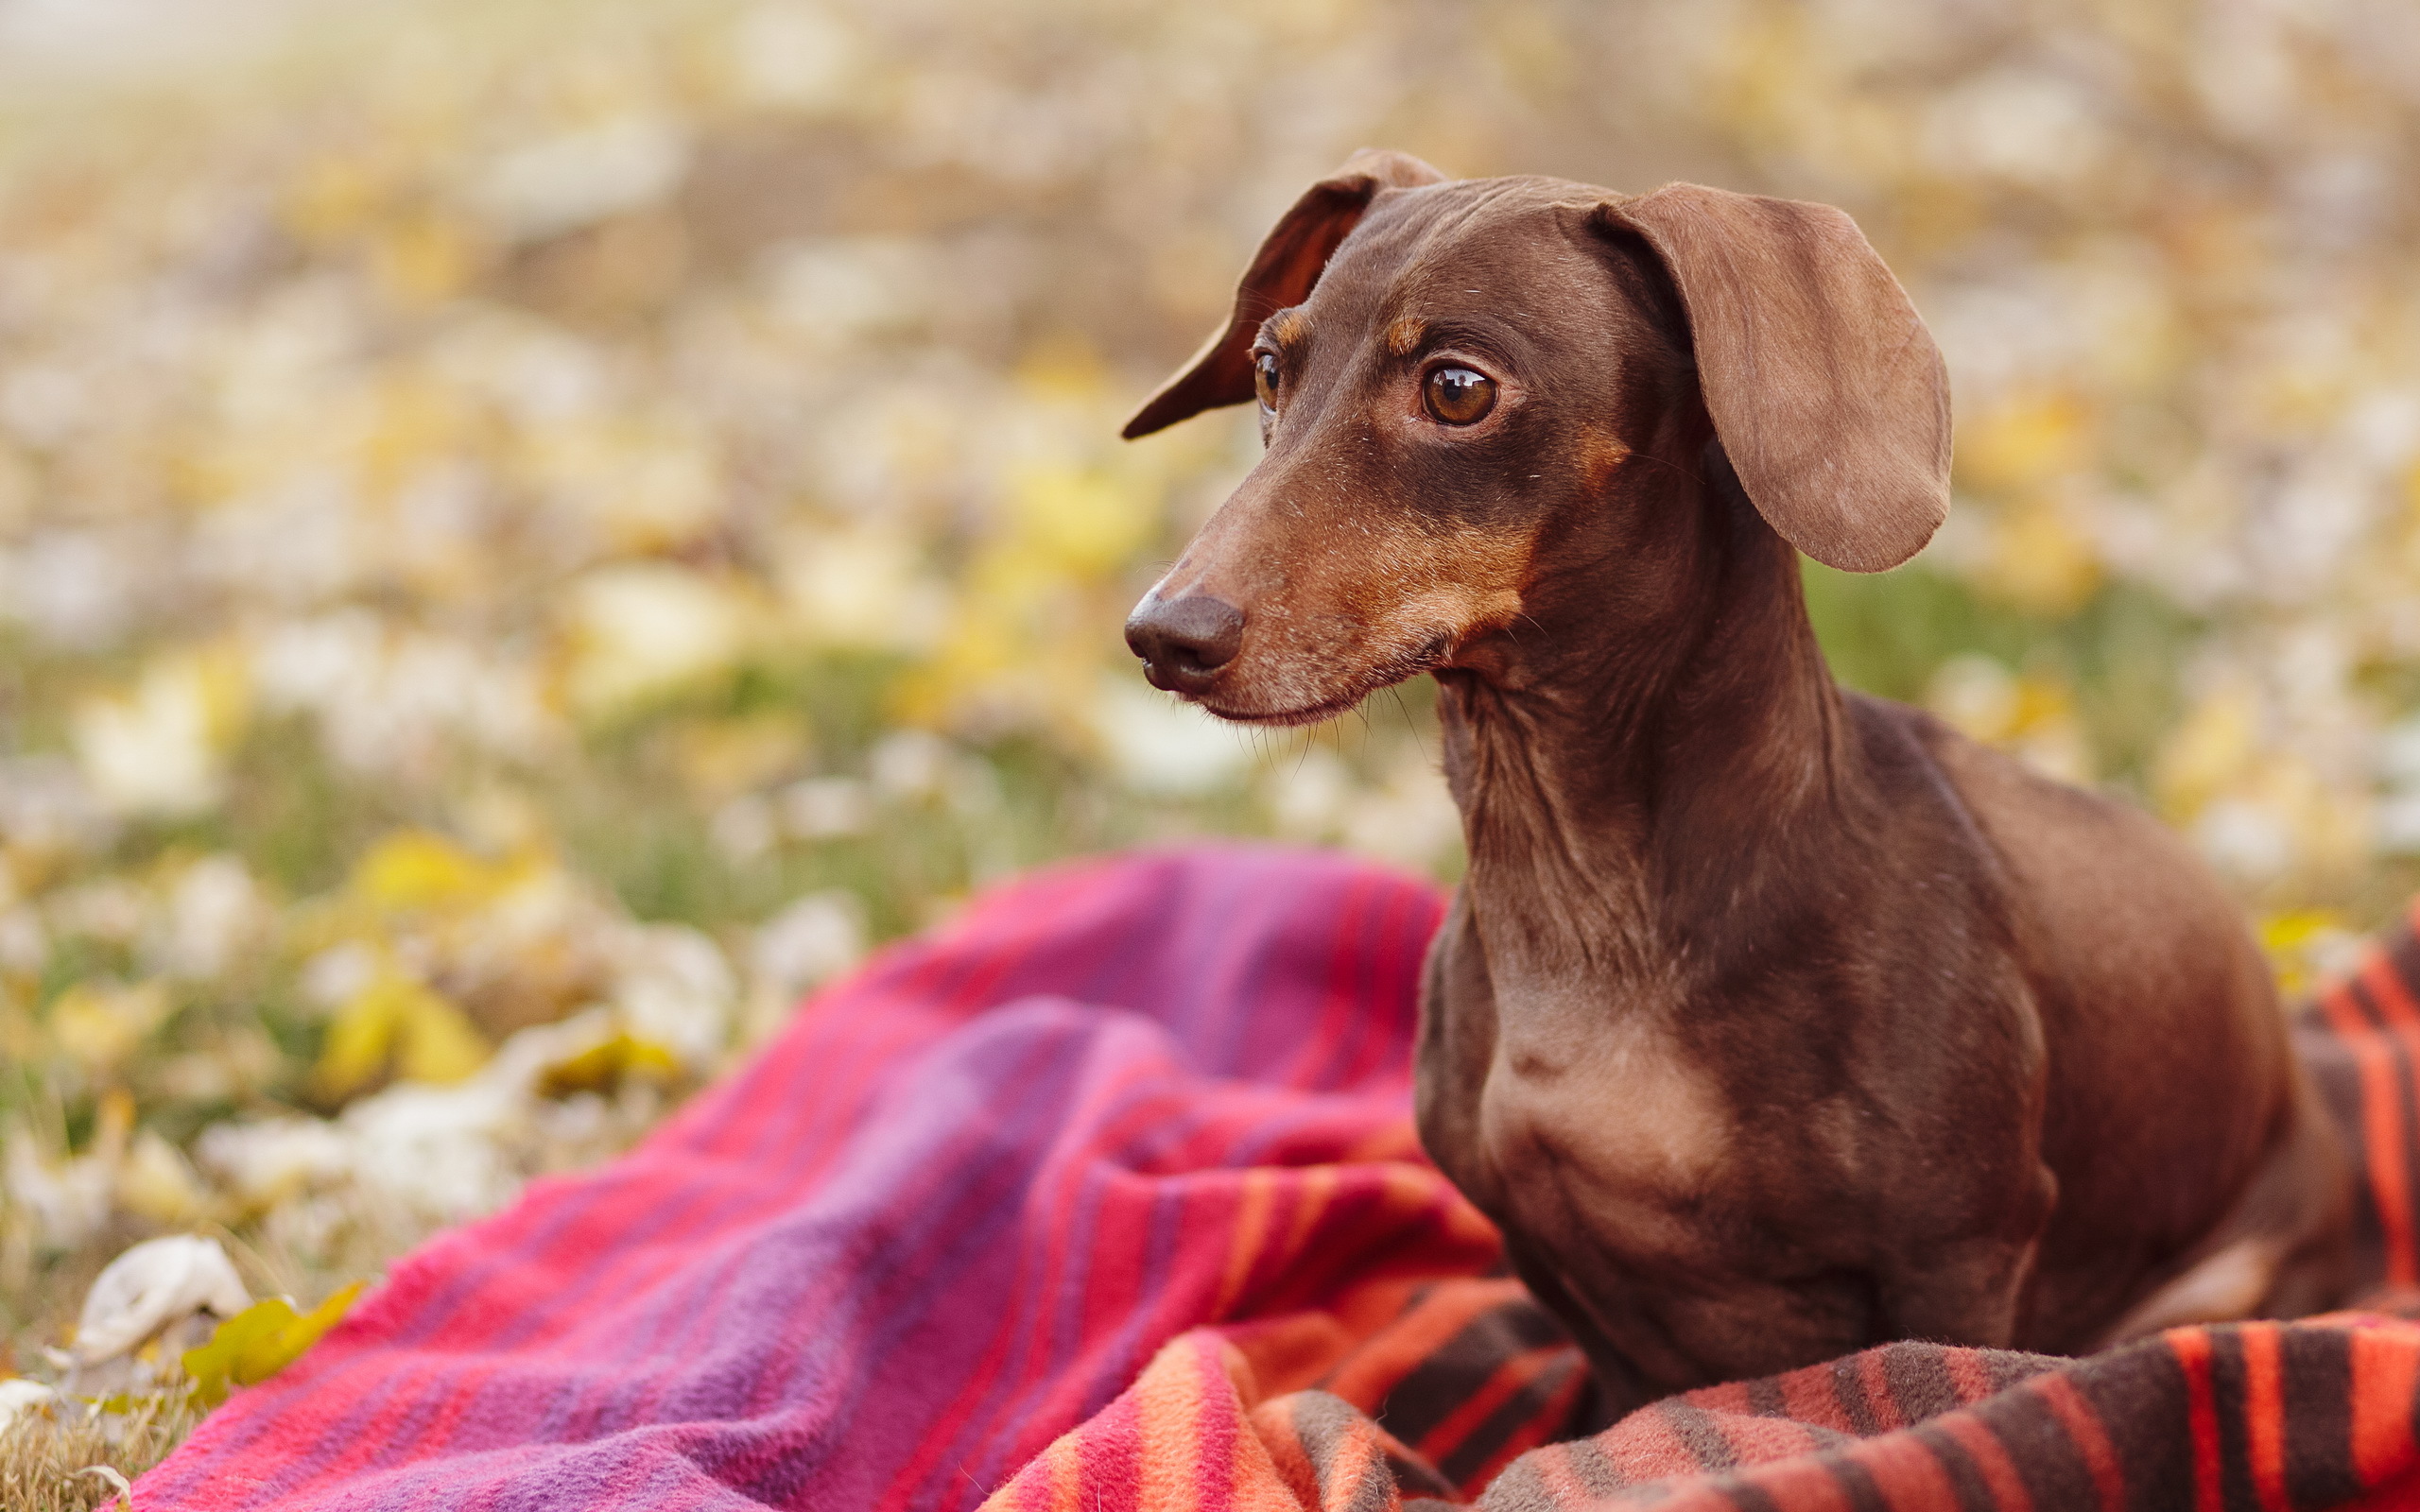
[1125,594,1244,693]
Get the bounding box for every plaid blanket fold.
[137,846,2420,1511]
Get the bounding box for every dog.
[1118,150,2352,1417]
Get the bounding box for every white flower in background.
[4,1125,115,1251]
[1267,747,1352,839]
[562,562,753,717]
[1339,749,1463,871]
[530,417,723,553]
[0,528,139,647]
[0,755,117,856]
[195,471,367,607]
[2197,799,2297,886]
[1089,677,1249,797]
[470,117,691,242]
[763,238,932,346]
[194,1118,353,1211]
[334,1077,524,1223]
[255,614,560,777]
[147,853,266,981]
[778,776,872,838]
[608,923,736,1065]
[725,3,860,111]
[1924,654,2094,786]
[709,793,779,863]
[46,878,148,945]
[775,522,946,650]
[743,889,866,1043]
[199,1005,702,1231]
[299,940,381,1012]
[0,1378,58,1432]
[1259,743,1461,869]
[1924,68,2108,187]
[251,609,383,712]
[2375,716,2420,855]
[72,655,241,817]
[0,906,43,972]
[424,311,607,425]
[868,729,953,799]
[751,890,865,1003]
[0,361,86,446]
[72,1234,251,1366]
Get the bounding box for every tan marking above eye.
[1267,310,1309,346]
[1579,427,1634,492]
[1386,318,1427,356]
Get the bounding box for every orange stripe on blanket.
[1137,1338,1222,1510]
[1777,1357,1858,1434]
[1275,1166,1340,1293]
[1318,1280,1530,1411]
[1733,1452,1860,1512]
[1857,1349,1907,1431]
[1041,1435,1086,1512]
[2239,1324,2289,1511]
[2321,976,2416,1287]
[1414,1344,1569,1478]
[2350,1325,2420,1487]
[1467,1362,1588,1491]
[1935,1412,2035,1512]
[1846,1422,1964,1509]
[2170,1329,2224,1512]
[2030,1370,2128,1512]
[1523,1442,1600,1509]
[1214,1170,1280,1318]
[1250,1400,1322,1509]
[1225,1393,1316,1512]
[1943,1349,2005,1408]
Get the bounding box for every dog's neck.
[1434,454,1864,1022]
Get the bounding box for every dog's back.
[1906,702,2352,1346]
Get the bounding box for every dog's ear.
[1122,150,1448,440]
[1599,184,1950,573]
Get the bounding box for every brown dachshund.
[1120,150,2352,1417]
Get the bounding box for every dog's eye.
[1425,367,1496,425]
[1253,352,1281,410]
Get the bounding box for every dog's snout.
[1125,594,1245,693]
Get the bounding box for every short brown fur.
[1121,155,2351,1418]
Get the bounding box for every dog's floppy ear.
[1599,184,1950,573]
[1122,150,1447,440]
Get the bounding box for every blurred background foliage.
[1,0,2417,1473]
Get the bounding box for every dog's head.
[1121,151,1951,725]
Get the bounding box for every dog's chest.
[1473,1003,1737,1259]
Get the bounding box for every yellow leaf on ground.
[182,1282,366,1407]
[350,831,524,913]
[46,981,172,1074]
[537,1031,682,1099]
[394,986,492,1084]
[314,972,491,1101]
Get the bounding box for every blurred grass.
[1806,561,2202,787]
[0,1389,199,1512]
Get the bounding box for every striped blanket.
[138,846,2420,1510]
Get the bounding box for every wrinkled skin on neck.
[1136,175,2347,1416]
